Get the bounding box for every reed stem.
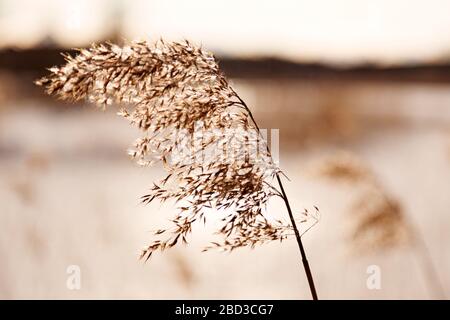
[234,91,319,300]
[276,174,318,300]
[410,225,446,299]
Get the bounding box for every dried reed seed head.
[311,151,410,252]
[312,151,373,183]
[350,188,410,252]
[36,39,309,259]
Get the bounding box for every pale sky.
[1,0,450,64]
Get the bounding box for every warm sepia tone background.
[1,0,450,299]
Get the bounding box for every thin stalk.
[409,224,446,299]
[276,174,318,300]
[234,91,319,300]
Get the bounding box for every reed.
[36,39,319,299]
[313,151,445,299]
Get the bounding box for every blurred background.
[1,0,450,299]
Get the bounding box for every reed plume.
[313,151,445,298]
[36,39,319,299]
